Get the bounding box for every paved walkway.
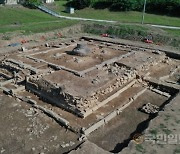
[37,5,180,29]
[57,15,116,23]
[150,24,180,30]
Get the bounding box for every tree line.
[69,0,180,16]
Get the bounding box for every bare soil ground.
[0,92,80,154]
[0,33,179,154]
[148,60,180,79]
[88,90,168,152]
[121,93,180,154]
[32,42,127,71]
[17,83,144,130]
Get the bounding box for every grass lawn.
[53,0,180,27]
[0,6,58,25]
[164,29,180,37]
[0,20,78,34]
[0,6,78,34]
[0,3,179,49]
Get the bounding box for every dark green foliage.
[110,0,135,11]
[24,0,42,8]
[0,0,5,4]
[146,0,180,16]
[67,0,91,9]
[71,0,180,16]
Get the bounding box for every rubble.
[141,103,160,114]
[0,36,179,126]
[61,141,75,148]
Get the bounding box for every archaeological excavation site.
[0,35,179,153]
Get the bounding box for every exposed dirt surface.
[88,90,168,152]
[0,92,79,154]
[69,140,110,154]
[0,34,179,154]
[121,93,180,154]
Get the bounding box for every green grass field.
[0,6,78,34]
[0,3,179,48]
[0,6,57,25]
[165,29,180,37]
[54,0,180,27]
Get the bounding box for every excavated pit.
[0,36,179,153]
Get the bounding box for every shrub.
[147,0,180,16]
[68,0,91,9]
[24,0,42,8]
[71,0,180,16]
[110,0,135,11]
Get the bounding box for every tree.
[24,0,41,7]
[110,0,135,11]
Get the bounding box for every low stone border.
[82,88,147,136]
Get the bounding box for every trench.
[110,90,179,153]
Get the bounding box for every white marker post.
[142,0,147,24]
